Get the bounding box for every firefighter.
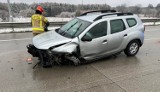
[31,5,49,36]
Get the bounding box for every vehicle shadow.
[81,53,140,66]
[31,53,140,83]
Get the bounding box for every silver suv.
[27,10,145,67]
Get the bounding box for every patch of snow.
[0,27,60,33]
[0,18,2,22]
[13,17,72,22]
[143,22,160,26]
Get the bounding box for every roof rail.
[80,10,116,16]
[117,13,133,16]
[93,12,133,21]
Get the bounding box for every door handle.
[124,34,127,37]
[102,40,108,44]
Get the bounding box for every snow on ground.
[13,17,72,22]
[144,22,160,26]
[0,27,60,33]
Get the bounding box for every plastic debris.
[26,58,32,64]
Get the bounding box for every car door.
[106,19,128,53]
[79,21,109,60]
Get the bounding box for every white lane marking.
[146,29,160,32]
[145,38,160,41]
[0,38,32,42]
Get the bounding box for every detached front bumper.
[27,44,53,67]
[27,44,39,57]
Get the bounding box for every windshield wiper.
[67,21,78,31]
[61,21,78,36]
[72,23,82,38]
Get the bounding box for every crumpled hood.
[33,30,72,49]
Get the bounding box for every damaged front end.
[26,30,83,67]
[51,42,81,65]
[27,44,53,67]
[27,42,81,67]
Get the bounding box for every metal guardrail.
[0,19,160,28]
[141,18,160,25]
[0,21,67,28]
[141,18,160,22]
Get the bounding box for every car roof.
[77,13,112,22]
[77,12,135,22]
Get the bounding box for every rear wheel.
[124,40,140,56]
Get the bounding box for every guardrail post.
[154,19,157,26]
[153,21,156,25]
[11,23,14,32]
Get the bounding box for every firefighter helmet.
[36,6,44,13]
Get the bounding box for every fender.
[51,42,78,54]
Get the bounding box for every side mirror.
[81,33,92,41]
[55,28,60,31]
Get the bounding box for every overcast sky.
[1,0,160,7]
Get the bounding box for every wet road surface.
[0,26,160,92]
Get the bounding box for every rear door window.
[126,18,137,27]
[110,19,126,34]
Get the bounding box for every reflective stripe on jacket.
[31,14,48,33]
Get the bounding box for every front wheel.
[124,40,140,56]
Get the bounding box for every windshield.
[57,18,91,38]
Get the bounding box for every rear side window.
[126,18,137,27]
[110,19,126,34]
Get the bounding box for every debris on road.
[26,57,32,64]
[11,67,13,70]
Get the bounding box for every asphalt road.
[0,26,160,92]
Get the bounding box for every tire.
[124,40,140,56]
[42,59,52,68]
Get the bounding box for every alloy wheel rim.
[129,43,138,54]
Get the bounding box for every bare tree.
[156,3,160,17]
[0,3,9,21]
[19,9,34,17]
[75,9,81,17]
[129,5,142,16]
[116,4,128,13]
[0,10,9,21]
[150,9,158,17]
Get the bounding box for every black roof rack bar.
[94,14,116,21]
[117,13,133,16]
[80,10,116,16]
[93,12,133,21]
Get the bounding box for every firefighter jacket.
[31,14,48,33]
